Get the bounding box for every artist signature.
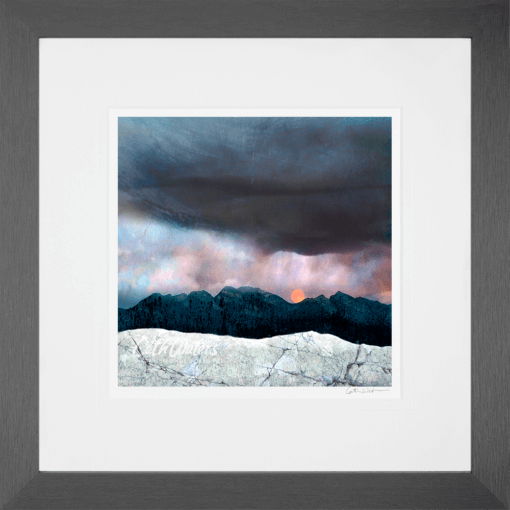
[346,387,390,395]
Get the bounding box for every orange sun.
[291,289,305,303]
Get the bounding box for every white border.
[41,38,470,471]
[107,109,401,402]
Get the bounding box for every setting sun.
[291,289,305,303]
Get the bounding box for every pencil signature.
[346,387,390,395]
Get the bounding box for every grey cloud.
[118,117,391,256]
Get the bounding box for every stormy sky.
[118,117,392,308]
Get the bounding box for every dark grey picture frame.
[1,1,508,508]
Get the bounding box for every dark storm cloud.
[118,117,391,256]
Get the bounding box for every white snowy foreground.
[118,329,392,387]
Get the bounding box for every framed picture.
[114,110,398,392]
[1,1,508,509]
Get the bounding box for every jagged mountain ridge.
[118,286,391,346]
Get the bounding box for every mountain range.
[118,286,391,347]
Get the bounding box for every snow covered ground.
[118,329,392,387]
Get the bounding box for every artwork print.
[117,116,393,387]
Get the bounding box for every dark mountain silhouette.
[118,286,391,347]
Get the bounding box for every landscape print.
[117,116,392,387]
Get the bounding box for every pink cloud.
[119,220,392,306]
